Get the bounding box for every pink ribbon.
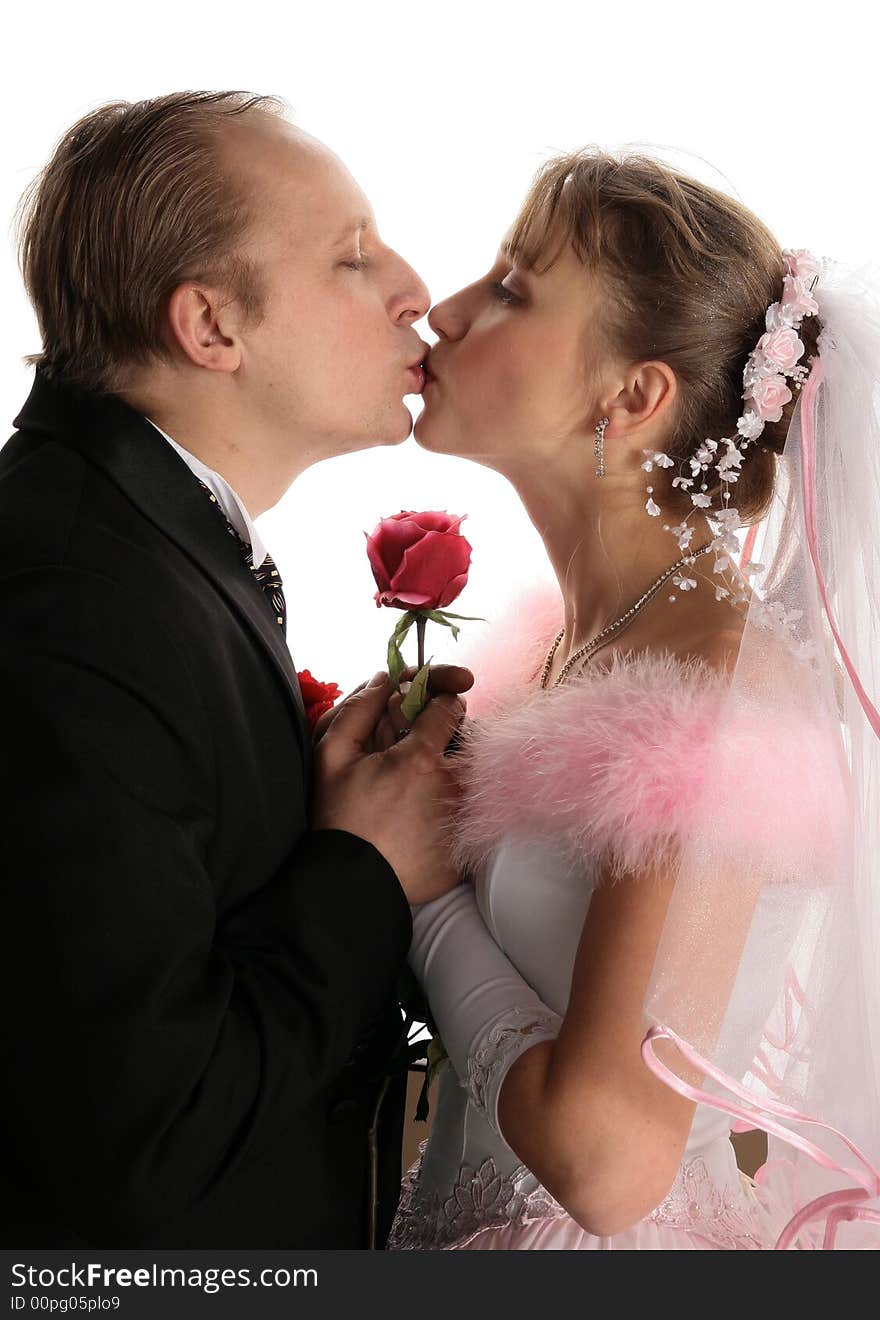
[800,358,880,738]
[642,1024,880,1248]
[737,523,758,575]
[638,360,880,1249]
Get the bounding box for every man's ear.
[165,283,242,373]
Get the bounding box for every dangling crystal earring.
[594,416,609,477]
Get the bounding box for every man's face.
[225,116,431,461]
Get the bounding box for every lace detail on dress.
[648,1156,765,1249]
[466,1006,562,1133]
[388,1145,767,1250]
[387,1140,568,1252]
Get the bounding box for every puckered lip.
[407,340,431,373]
[420,349,438,380]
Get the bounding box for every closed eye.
[491,280,518,305]
[341,259,368,271]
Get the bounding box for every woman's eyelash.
[342,259,368,271]
[491,281,518,304]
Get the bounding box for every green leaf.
[391,609,419,639]
[422,610,455,634]
[386,610,417,687]
[428,610,487,623]
[420,609,486,645]
[387,637,405,687]
[400,658,433,721]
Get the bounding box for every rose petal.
[304,697,334,732]
[368,517,427,580]
[389,529,473,610]
[438,571,471,608]
[407,510,466,535]
[377,588,436,609]
[365,532,392,592]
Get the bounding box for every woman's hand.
[311,663,474,752]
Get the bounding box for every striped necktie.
[197,479,287,637]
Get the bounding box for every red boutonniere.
[297,669,343,733]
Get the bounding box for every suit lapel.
[12,370,310,742]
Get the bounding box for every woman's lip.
[406,364,426,393]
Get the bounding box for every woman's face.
[414,236,607,470]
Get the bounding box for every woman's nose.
[428,294,465,341]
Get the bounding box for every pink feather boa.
[449,582,851,882]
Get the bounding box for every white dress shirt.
[146,418,268,569]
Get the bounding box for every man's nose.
[394,258,431,323]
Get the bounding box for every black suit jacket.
[0,367,414,1249]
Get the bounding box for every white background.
[1,0,871,694]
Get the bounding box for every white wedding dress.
[388,835,766,1251]
[387,584,849,1251]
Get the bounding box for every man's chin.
[379,425,412,449]
[353,405,413,451]
[382,399,418,446]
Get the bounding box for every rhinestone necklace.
[540,543,714,690]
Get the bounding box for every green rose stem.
[399,613,432,723]
[387,608,484,724]
[416,615,427,672]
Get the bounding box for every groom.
[0,92,470,1249]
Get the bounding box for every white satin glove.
[408,884,562,1139]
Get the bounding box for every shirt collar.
[145,419,268,569]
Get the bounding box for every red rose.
[297,669,343,732]
[365,510,473,611]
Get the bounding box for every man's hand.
[311,663,474,751]
[312,673,470,905]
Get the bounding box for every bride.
[386,148,880,1250]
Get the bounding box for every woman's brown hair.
[507,148,821,523]
[15,90,286,396]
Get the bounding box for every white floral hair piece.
[642,248,822,602]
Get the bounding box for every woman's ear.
[603,361,677,439]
